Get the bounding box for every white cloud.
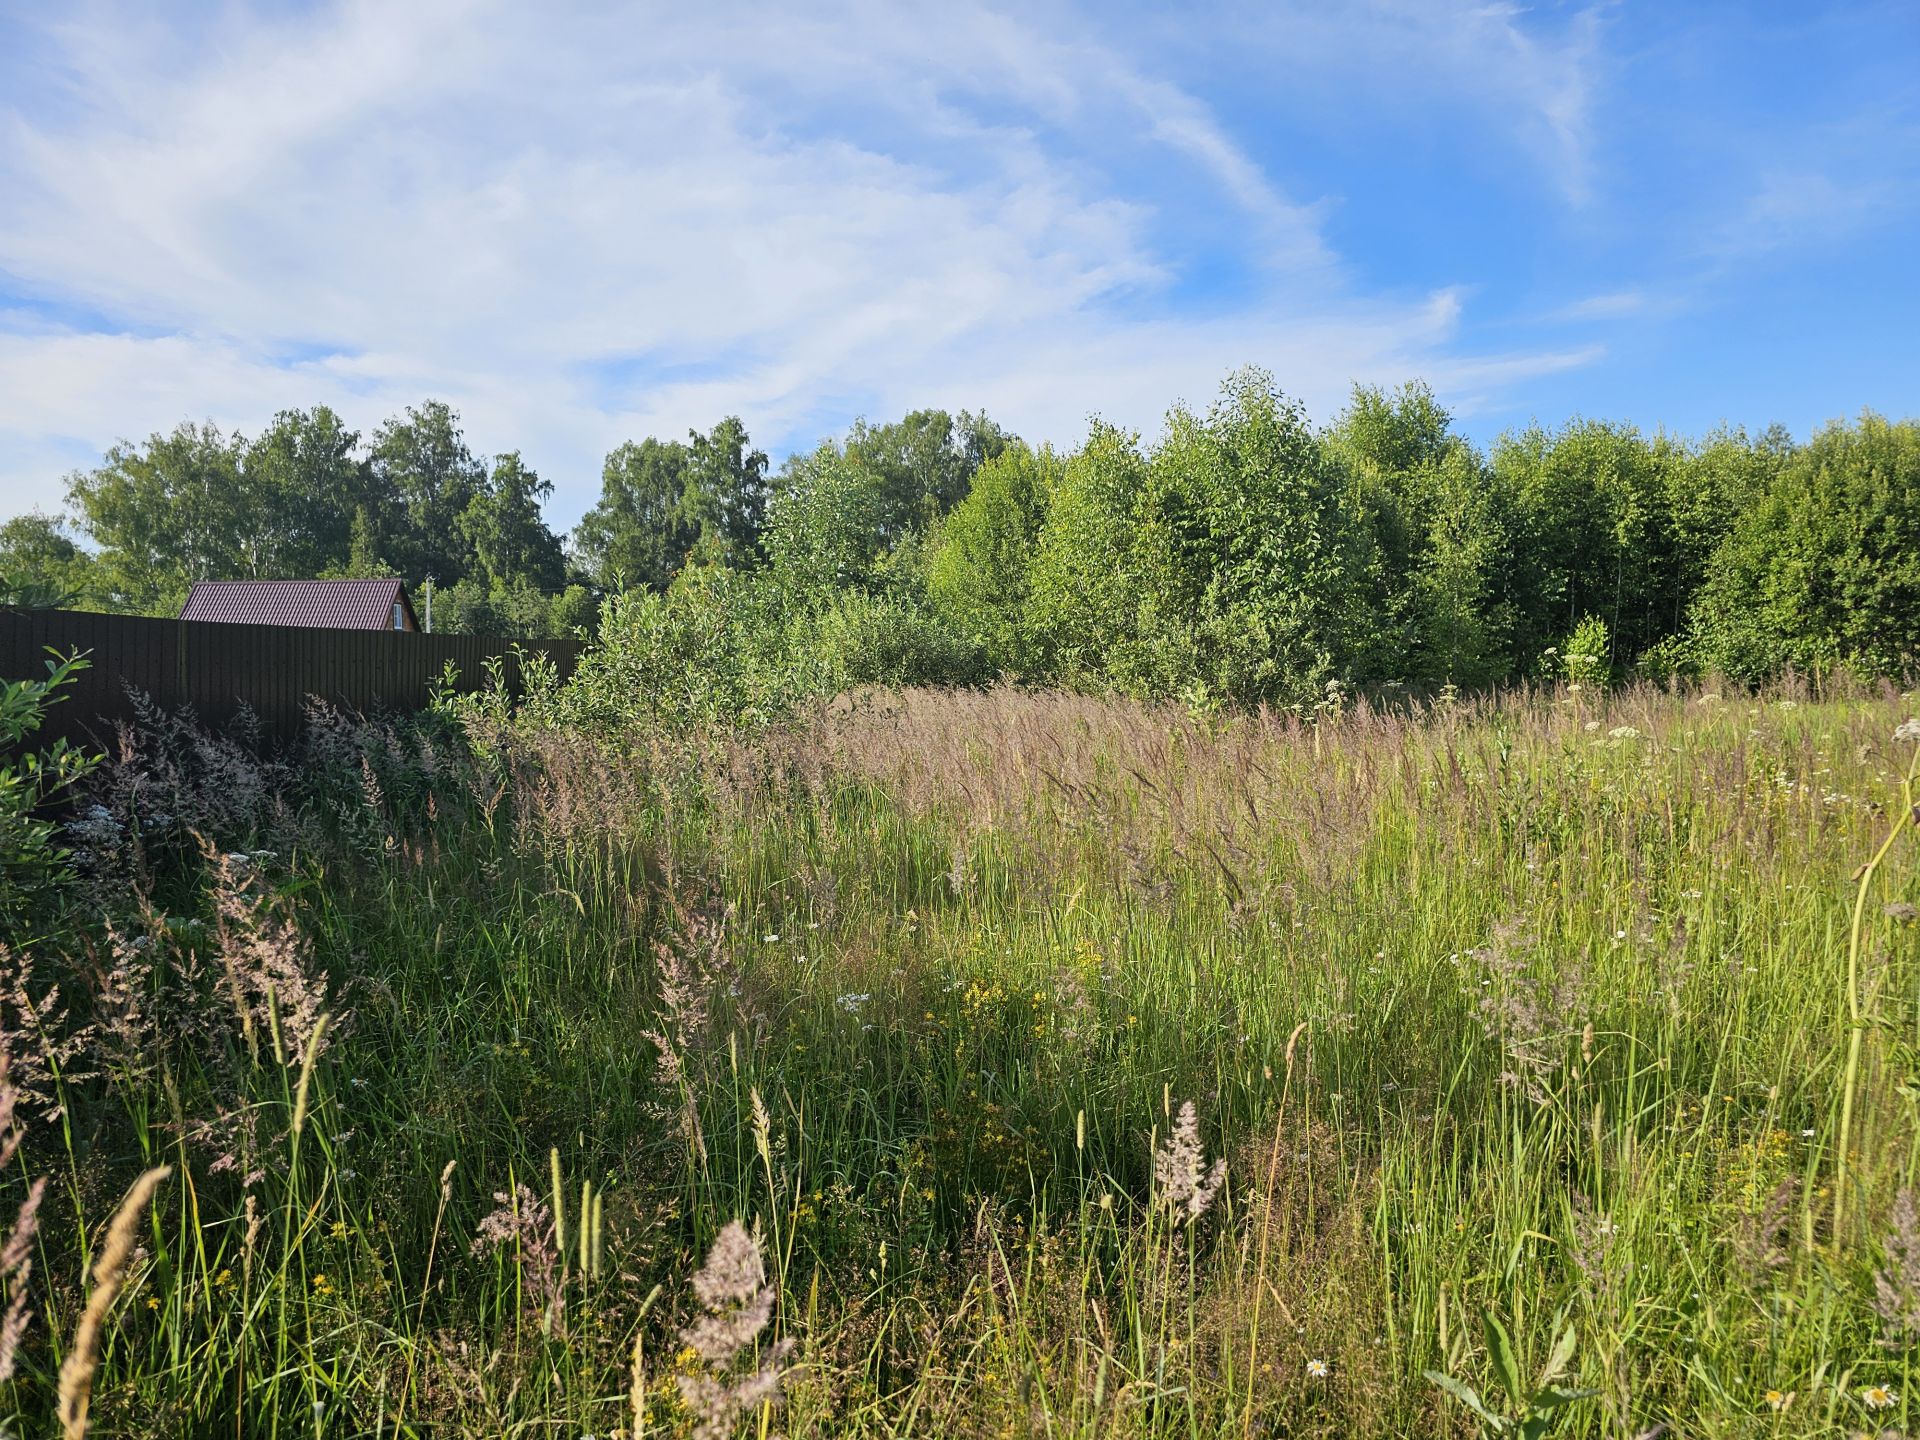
[0,0,1602,525]
[1548,290,1650,322]
[1195,0,1608,205]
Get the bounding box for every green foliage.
[843,407,1012,543]
[0,652,99,933]
[20,375,1920,692]
[684,416,772,568]
[1559,614,1612,687]
[367,400,489,585]
[242,406,373,579]
[1026,422,1153,687]
[574,438,697,591]
[797,589,985,689]
[765,443,895,596]
[1132,369,1371,706]
[546,582,600,636]
[457,451,566,593]
[59,400,574,633]
[1326,382,1512,687]
[0,512,97,609]
[555,567,818,730]
[926,443,1057,675]
[1028,370,1370,707]
[1426,1313,1595,1438]
[1691,411,1920,680]
[436,573,575,640]
[66,420,247,612]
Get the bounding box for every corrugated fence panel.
[0,609,581,751]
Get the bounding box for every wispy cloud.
[1547,290,1650,322]
[0,0,1618,520]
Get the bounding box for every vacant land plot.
[4,682,1918,1437]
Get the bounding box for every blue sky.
[1,0,1916,529]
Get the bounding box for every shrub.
[0,652,98,935]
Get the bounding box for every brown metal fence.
[1,608,581,748]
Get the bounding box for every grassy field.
[5,681,1920,1437]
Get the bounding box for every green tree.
[241,406,370,578]
[0,513,99,608]
[684,417,771,567]
[574,438,697,591]
[927,443,1059,675]
[764,443,893,597]
[843,408,1012,543]
[1493,419,1675,673]
[1692,411,1920,680]
[458,452,565,592]
[1324,381,1497,685]
[1407,445,1515,688]
[1026,423,1152,688]
[1129,369,1372,705]
[368,401,487,586]
[66,421,247,612]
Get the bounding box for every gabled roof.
[180,579,417,631]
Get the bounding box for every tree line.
[3,369,1916,707]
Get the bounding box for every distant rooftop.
[179,579,419,631]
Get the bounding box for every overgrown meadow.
[3,676,1920,1437]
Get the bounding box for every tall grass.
[0,680,1915,1436]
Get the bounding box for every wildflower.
[1306,1358,1330,1379]
[1895,718,1920,743]
[1765,1388,1792,1411]
[1862,1384,1897,1410]
[1609,725,1640,740]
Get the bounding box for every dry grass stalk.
[1874,1187,1920,1343]
[57,1165,172,1440]
[0,1176,47,1383]
[1154,1101,1226,1227]
[677,1220,795,1440]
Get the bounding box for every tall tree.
[1692,412,1920,680]
[763,443,892,597]
[927,443,1058,675]
[459,451,566,592]
[66,421,246,612]
[368,401,487,585]
[574,439,697,591]
[0,512,98,608]
[684,417,772,567]
[1132,369,1372,705]
[843,409,1012,543]
[241,406,370,578]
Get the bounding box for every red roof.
[180,579,418,631]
